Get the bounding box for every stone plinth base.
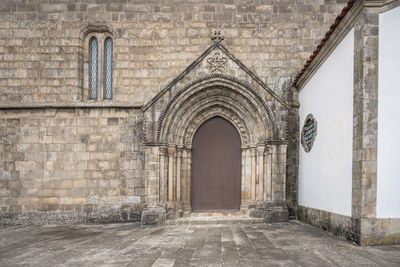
[166,203,184,220]
[298,205,353,242]
[248,203,289,223]
[0,205,143,225]
[142,203,290,225]
[141,205,166,225]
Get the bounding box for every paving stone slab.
[0,221,399,266]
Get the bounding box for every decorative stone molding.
[210,29,224,43]
[142,42,289,112]
[155,74,278,142]
[183,106,251,145]
[80,23,116,40]
[161,89,266,145]
[301,114,317,153]
[207,51,227,73]
[140,40,289,224]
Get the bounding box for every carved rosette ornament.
[207,51,227,73]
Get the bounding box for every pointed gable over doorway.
[143,36,288,112]
[142,34,290,145]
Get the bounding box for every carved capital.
[159,146,168,156]
[249,146,257,156]
[176,147,183,158]
[167,146,176,157]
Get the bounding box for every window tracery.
[301,114,317,152]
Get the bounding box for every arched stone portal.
[141,75,289,224]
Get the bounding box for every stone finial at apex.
[211,29,224,43]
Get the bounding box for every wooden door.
[191,117,241,211]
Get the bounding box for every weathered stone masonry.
[0,108,144,224]
[295,0,400,245]
[0,0,348,224]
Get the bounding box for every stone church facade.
[1,0,399,245]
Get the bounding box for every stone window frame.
[83,31,114,101]
[301,114,317,152]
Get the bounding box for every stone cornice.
[365,0,400,12]
[364,0,399,8]
[364,0,385,7]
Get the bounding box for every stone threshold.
[165,212,264,225]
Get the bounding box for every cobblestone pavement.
[0,221,399,266]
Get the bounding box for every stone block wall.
[0,108,144,224]
[0,0,347,106]
[295,0,400,245]
[0,0,350,224]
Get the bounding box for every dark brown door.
[191,117,241,211]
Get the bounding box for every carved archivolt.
[156,74,278,146]
[143,74,288,212]
[183,105,251,146]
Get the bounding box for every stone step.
[189,211,243,217]
[165,215,264,225]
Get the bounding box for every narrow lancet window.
[104,37,113,99]
[89,37,98,99]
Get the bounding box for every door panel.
[191,117,241,211]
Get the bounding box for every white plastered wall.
[299,29,354,216]
[377,6,400,218]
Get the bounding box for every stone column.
[257,145,265,201]
[176,148,182,203]
[241,147,251,202]
[180,148,192,209]
[181,149,187,206]
[264,146,272,201]
[186,149,192,208]
[167,146,176,202]
[159,147,167,203]
[250,147,257,200]
[241,147,245,201]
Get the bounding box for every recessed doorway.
[191,117,241,211]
